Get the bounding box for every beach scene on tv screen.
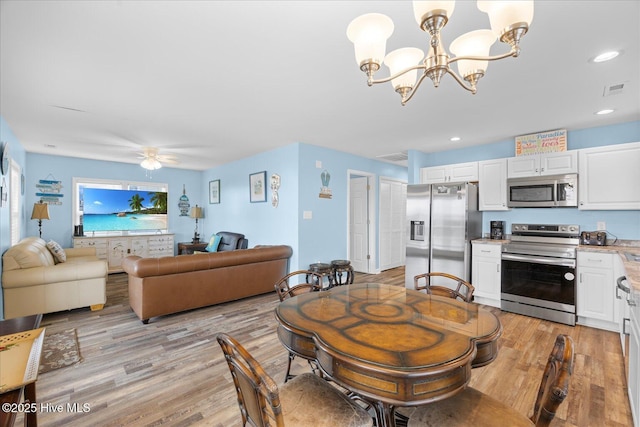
[82,188,168,231]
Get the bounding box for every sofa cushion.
[46,240,67,263]
[205,234,222,252]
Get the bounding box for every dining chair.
[406,334,575,427]
[413,272,475,303]
[274,270,323,382]
[216,333,373,427]
[274,270,323,302]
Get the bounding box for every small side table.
[0,314,42,427]
[308,263,335,290]
[178,242,208,255]
[331,260,354,285]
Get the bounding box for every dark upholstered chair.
[217,333,373,427]
[407,334,575,427]
[274,270,323,382]
[413,272,475,303]
[216,231,248,251]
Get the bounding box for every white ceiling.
[1,1,639,171]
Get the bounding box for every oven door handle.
[501,253,576,268]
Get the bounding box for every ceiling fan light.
[347,13,394,69]
[477,1,533,40]
[450,29,496,77]
[384,47,425,91]
[141,158,162,170]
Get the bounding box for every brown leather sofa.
[122,245,292,324]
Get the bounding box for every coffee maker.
[490,221,505,240]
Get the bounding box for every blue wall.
[409,121,640,239]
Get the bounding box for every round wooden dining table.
[275,283,502,427]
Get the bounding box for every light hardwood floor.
[17,267,633,426]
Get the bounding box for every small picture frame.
[209,179,220,204]
[249,171,267,203]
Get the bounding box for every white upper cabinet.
[578,141,640,210]
[478,158,509,211]
[507,151,578,178]
[421,161,478,183]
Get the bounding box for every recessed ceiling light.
[450,137,461,142]
[592,51,620,63]
[595,109,615,115]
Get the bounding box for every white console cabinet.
[74,234,174,272]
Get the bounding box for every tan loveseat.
[122,245,293,324]
[2,237,108,319]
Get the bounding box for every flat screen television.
[81,188,168,232]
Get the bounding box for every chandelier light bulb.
[347,13,394,76]
[384,48,425,94]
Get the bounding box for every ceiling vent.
[376,152,408,163]
[603,82,625,97]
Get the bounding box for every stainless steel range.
[501,223,580,326]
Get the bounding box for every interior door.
[350,176,369,273]
[380,178,406,271]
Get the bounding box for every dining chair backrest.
[274,270,323,302]
[217,333,284,427]
[413,272,475,303]
[530,334,575,426]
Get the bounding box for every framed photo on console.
[249,171,267,203]
[209,179,220,204]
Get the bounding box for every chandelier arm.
[448,49,517,65]
[369,64,427,85]
[401,72,430,105]
[446,69,476,93]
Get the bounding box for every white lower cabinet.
[471,242,501,308]
[576,251,618,331]
[630,296,640,427]
[74,234,174,272]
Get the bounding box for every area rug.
[39,328,82,374]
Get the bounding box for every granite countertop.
[472,238,640,292]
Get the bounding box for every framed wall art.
[249,171,267,203]
[209,179,220,204]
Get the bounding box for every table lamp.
[190,205,204,243]
[31,201,50,238]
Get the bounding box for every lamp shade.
[477,0,534,37]
[384,47,425,91]
[347,13,394,67]
[413,1,456,26]
[31,202,50,220]
[189,205,204,219]
[449,29,496,78]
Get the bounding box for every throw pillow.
[205,234,222,252]
[46,240,67,263]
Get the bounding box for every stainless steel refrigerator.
[405,182,481,289]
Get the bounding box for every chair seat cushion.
[407,387,534,427]
[280,373,373,427]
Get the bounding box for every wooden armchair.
[274,270,322,302]
[407,334,575,427]
[413,272,475,303]
[274,270,323,382]
[216,333,373,427]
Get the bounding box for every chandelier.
[347,1,534,105]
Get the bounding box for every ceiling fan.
[137,146,179,170]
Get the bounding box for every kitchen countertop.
[472,238,640,292]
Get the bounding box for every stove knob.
[569,226,577,232]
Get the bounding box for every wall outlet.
[596,221,606,231]
[303,210,312,219]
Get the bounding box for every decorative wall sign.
[209,180,220,204]
[249,171,267,203]
[515,129,567,156]
[36,175,63,205]
[319,169,332,199]
[178,184,190,216]
[270,174,280,208]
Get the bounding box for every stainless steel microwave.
[507,174,578,208]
